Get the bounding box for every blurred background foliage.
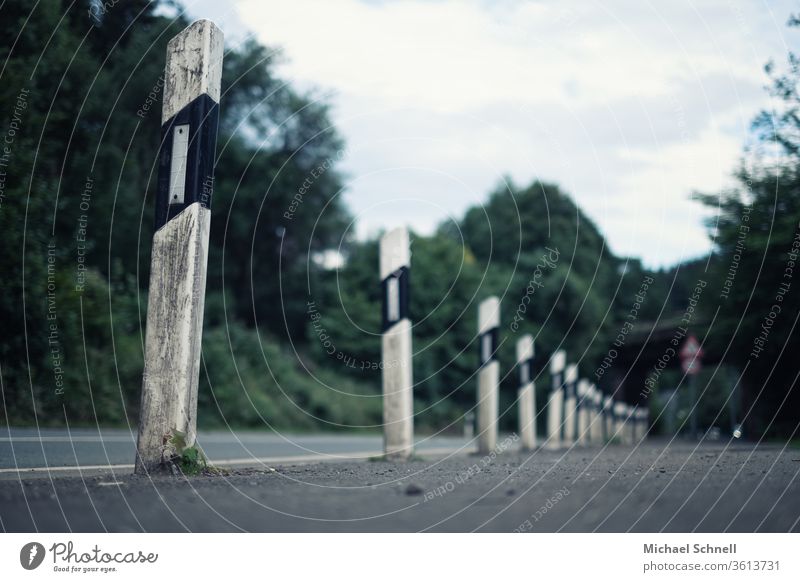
[0,0,798,439]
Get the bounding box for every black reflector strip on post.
[479,327,498,366]
[552,372,562,393]
[155,93,219,230]
[381,266,409,331]
[519,357,534,386]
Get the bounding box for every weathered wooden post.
[135,20,223,474]
[576,379,590,445]
[516,335,536,451]
[562,364,578,445]
[545,350,565,449]
[380,227,414,460]
[477,296,500,454]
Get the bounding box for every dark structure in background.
[601,317,741,438]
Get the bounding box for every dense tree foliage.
[0,0,363,429]
[693,17,800,438]
[309,181,655,431]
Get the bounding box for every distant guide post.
[637,407,650,442]
[516,335,536,451]
[613,401,626,443]
[562,364,578,445]
[624,405,636,445]
[380,227,414,460]
[631,406,641,443]
[477,297,501,454]
[576,379,590,445]
[602,395,614,443]
[546,350,566,449]
[589,386,604,444]
[135,20,224,475]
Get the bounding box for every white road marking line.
[0,435,439,444]
[0,437,135,443]
[0,446,475,475]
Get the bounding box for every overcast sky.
[188,0,797,268]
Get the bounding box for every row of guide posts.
[379,226,650,460]
[133,18,648,471]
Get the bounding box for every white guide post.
[637,408,650,442]
[631,407,640,443]
[562,364,578,445]
[380,227,414,460]
[477,296,500,454]
[613,401,626,443]
[516,335,536,451]
[625,405,637,445]
[576,379,590,445]
[135,20,223,474]
[602,395,613,443]
[545,350,566,450]
[638,407,650,442]
[589,386,603,444]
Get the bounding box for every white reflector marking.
[169,124,190,204]
[387,276,400,322]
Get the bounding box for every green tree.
[0,0,360,429]
[695,15,800,438]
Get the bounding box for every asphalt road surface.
[1,438,798,532]
[0,428,469,473]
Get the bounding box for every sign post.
[380,227,414,460]
[516,335,536,451]
[680,334,704,439]
[477,297,500,454]
[135,20,223,474]
[546,350,566,449]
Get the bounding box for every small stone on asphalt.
[405,483,424,496]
